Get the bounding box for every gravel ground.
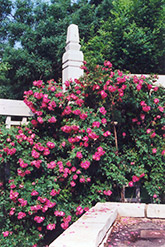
[104,217,165,247]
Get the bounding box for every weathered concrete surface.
[96,202,145,217]
[147,204,165,219]
[49,205,117,247]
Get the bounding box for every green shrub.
[0,61,164,246]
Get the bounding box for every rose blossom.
[76,151,83,159]
[103,131,111,137]
[47,142,55,149]
[101,118,107,124]
[150,132,156,138]
[122,132,126,137]
[146,129,152,134]
[132,176,139,182]
[48,116,57,123]
[128,181,134,187]
[92,121,100,128]
[34,216,45,223]
[37,117,44,124]
[80,160,90,169]
[158,106,164,112]
[154,98,159,104]
[70,181,76,187]
[142,105,151,112]
[31,150,40,159]
[47,224,55,230]
[31,190,39,196]
[152,148,157,154]
[2,231,11,237]
[99,107,107,115]
[136,84,142,91]
[140,114,145,120]
[80,177,85,183]
[100,90,107,99]
[17,212,26,219]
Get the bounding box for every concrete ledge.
[96,202,145,217]
[49,205,117,247]
[147,204,165,218]
[49,203,165,247]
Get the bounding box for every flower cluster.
[0,61,164,246]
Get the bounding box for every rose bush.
[0,61,164,246]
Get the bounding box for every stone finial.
[62,24,84,91]
[66,24,79,44]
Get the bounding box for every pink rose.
[47,224,55,230]
[152,148,157,154]
[99,107,107,115]
[100,90,107,99]
[92,121,100,128]
[158,106,164,112]
[122,132,126,137]
[142,105,151,112]
[70,181,76,187]
[136,84,142,91]
[2,231,11,237]
[146,129,152,134]
[17,212,26,219]
[76,152,83,159]
[128,181,134,187]
[154,98,159,104]
[132,176,139,182]
[150,132,156,138]
[48,116,57,123]
[47,142,55,149]
[101,118,107,124]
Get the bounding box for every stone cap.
[66,24,80,44]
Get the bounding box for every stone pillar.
[62,24,84,90]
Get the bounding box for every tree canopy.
[0,0,164,99]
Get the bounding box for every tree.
[83,0,165,74]
[0,0,164,99]
[0,0,99,99]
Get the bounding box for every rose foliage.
[0,61,164,246]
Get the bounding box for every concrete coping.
[49,203,165,247]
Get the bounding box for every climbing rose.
[70,181,76,187]
[158,106,164,112]
[76,152,83,159]
[47,142,55,149]
[132,176,139,182]
[17,212,26,219]
[142,106,151,112]
[154,98,159,104]
[128,181,134,187]
[48,117,57,123]
[80,160,90,169]
[34,216,45,223]
[2,231,12,237]
[101,118,107,124]
[47,224,55,230]
[99,107,107,115]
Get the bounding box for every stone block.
[49,207,117,247]
[147,204,165,218]
[96,202,145,217]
